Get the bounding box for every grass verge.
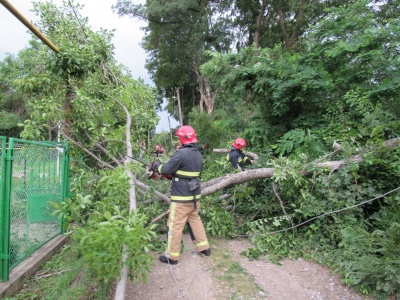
[4,241,113,300]
[209,237,267,299]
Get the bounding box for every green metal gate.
[0,137,70,282]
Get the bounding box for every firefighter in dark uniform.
[228,138,254,170]
[151,125,210,265]
[154,144,164,157]
[222,138,254,195]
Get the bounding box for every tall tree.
[113,0,235,117]
[13,0,158,167]
[113,0,349,120]
[202,0,400,139]
[0,55,27,137]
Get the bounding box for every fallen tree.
[143,143,374,223]
[212,148,259,160]
[143,135,400,222]
[140,150,365,204]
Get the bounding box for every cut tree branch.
[213,148,259,160]
[133,177,171,204]
[151,209,170,224]
[64,135,115,169]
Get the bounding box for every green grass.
[4,242,113,300]
[209,237,267,299]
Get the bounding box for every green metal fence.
[0,137,70,282]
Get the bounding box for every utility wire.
[158,234,212,300]
[184,251,210,300]
[157,235,181,299]
[184,266,211,300]
[239,185,400,237]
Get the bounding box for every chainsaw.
[125,155,172,181]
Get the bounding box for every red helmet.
[232,138,247,150]
[175,125,198,144]
[155,144,164,152]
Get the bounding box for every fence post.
[0,138,14,282]
[0,137,7,282]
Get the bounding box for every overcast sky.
[0,0,178,132]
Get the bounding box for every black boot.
[200,248,211,256]
[159,255,178,265]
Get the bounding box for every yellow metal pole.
[0,0,59,53]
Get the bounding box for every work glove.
[151,161,161,172]
[162,174,173,181]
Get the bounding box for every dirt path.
[124,234,216,300]
[122,234,371,300]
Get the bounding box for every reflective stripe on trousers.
[165,202,209,260]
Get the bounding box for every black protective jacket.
[227,146,252,171]
[157,144,202,202]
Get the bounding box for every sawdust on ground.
[118,234,372,300]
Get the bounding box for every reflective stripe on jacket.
[157,143,202,202]
[227,146,252,171]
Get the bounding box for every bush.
[336,196,400,298]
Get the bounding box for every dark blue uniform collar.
[230,145,241,152]
[182,143,197,148]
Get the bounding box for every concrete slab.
[0,234,68,298]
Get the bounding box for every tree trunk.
[277,0,306,49]
[254,0,267,48]
[114,94,137,300]
[197,75,221,115]
[198,77,204,113]
[175,87,183,126]
[193,61,221,115]
[64,78,75,138]
[137,152,365,206]
[213,148,259,160]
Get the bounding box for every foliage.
[52,165,161,284]
[200,199,237,238]
[201,0,400,149]
[241,150,400,298]
[202,45,332,138]
[72,207,157,283]
[243,230,296,263]
[189,108,232,149]
[11,0,158,169]
[307,1,400,115]
[336,196,400,297]
[113,0,236,118]
[241,112,273,152]
[114,0,350,118]
[273,129,325,159]
[0,56,28,137]
[52,166,130,225]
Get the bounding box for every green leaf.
[104,211,112,221]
